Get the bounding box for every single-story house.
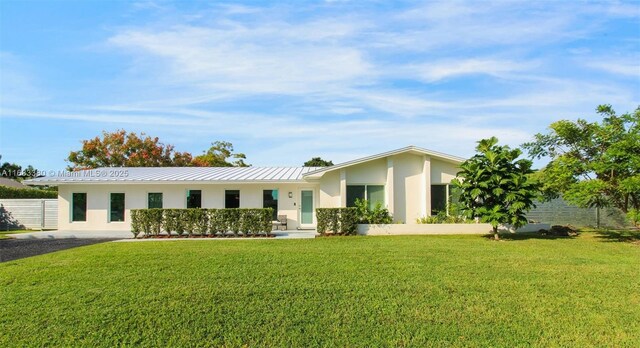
[25,146,464,231]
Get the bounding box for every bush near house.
[316,207,358,235]
[130,208,273,238]
[0,186,57,199]
[354,199,393,224]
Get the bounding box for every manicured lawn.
[1,233,638,347]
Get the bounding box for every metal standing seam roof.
[24,166,323,185]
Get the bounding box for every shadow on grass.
[482,232,577,241]
[593,229,640,243]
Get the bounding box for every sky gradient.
[1,0,639,171]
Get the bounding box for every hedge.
[130,208,274,238]
[0,186,57,199]
[316,207,358,236]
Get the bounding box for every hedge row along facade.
[25,146,464,232]
[131,208,273,237]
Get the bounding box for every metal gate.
[0,199,58,230]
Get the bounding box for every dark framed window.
[187,190,201,208]
[72,192,87,222]
[431,184,447,215]
[263,189,278,220]
[346,185,365,207]
[225,190,240,208]
[347,185,385,209]
[148,192,163,209]
[110,193,125,222]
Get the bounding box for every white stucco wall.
[431,159,459,184]
[344,159,387,184]
[58,183,319,231]
[390,153,424,224]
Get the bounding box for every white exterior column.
[339,169,347,207]
[386,158,394,215]
[422,155,431,217]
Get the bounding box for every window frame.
[71,192,87,222]
[186,189,202,209]
[147,192,163,209]
[346,184,385,208]
[262,189,279,220]
[109,192,126,223]
[430,184,449,216]
[224,189,240,209]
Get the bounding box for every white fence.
[0,199,58,230]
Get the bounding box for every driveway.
[0,238,118,263]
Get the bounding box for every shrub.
[130,209,141,237]
[354,199,393,224]
[416,209,473,224]
[0,186,57,199]
[316,207,358,235]
[130,208,273,238]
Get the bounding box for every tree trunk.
[493,226,499,241]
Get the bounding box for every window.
[72,192,87,222]
[110,193,125,222]
[366,185,385,209]
[346,185,385,209]
[187,190,201,208]
[225,190,240,208]
[263,189,278,220]
[431,184,448,215]
[346,185,365,207]
[148,192,163,209]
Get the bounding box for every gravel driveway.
[0,239,118,263]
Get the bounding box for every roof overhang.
[302,146,465,179]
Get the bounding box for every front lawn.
[1,233,638,347]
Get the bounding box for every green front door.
[300,190,313,225]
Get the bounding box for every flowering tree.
[67,130,193,169]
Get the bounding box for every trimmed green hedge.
[0,186,57,199]
[316,207,358,236]
[130,208,274,238]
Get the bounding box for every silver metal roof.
[25,167,322,185]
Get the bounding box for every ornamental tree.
[522,105,639,225]
[67,130,193,169]
[452,137,539,240]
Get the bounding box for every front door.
[300,190,314,228]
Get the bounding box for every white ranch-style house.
[26,146,464,232]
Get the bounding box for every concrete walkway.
[7,230,317,240]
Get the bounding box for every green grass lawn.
[1,233,638,347]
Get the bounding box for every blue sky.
[1,0,639,170]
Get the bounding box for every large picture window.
[263,189,278,220]
[72,192,87,222]
[148,192,163,209]
[346,185,384,209]
[187,190,201,208]
[431,184,448,215]
[110,193,125,222]
[225,190,240,208]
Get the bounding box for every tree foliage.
[67,131,250,169]
[67,130,193,169]
[452,137,539,240]
[192,141,249,167]
[303,157,334,167]
[522,105,640,222]
[0,155,38,180]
